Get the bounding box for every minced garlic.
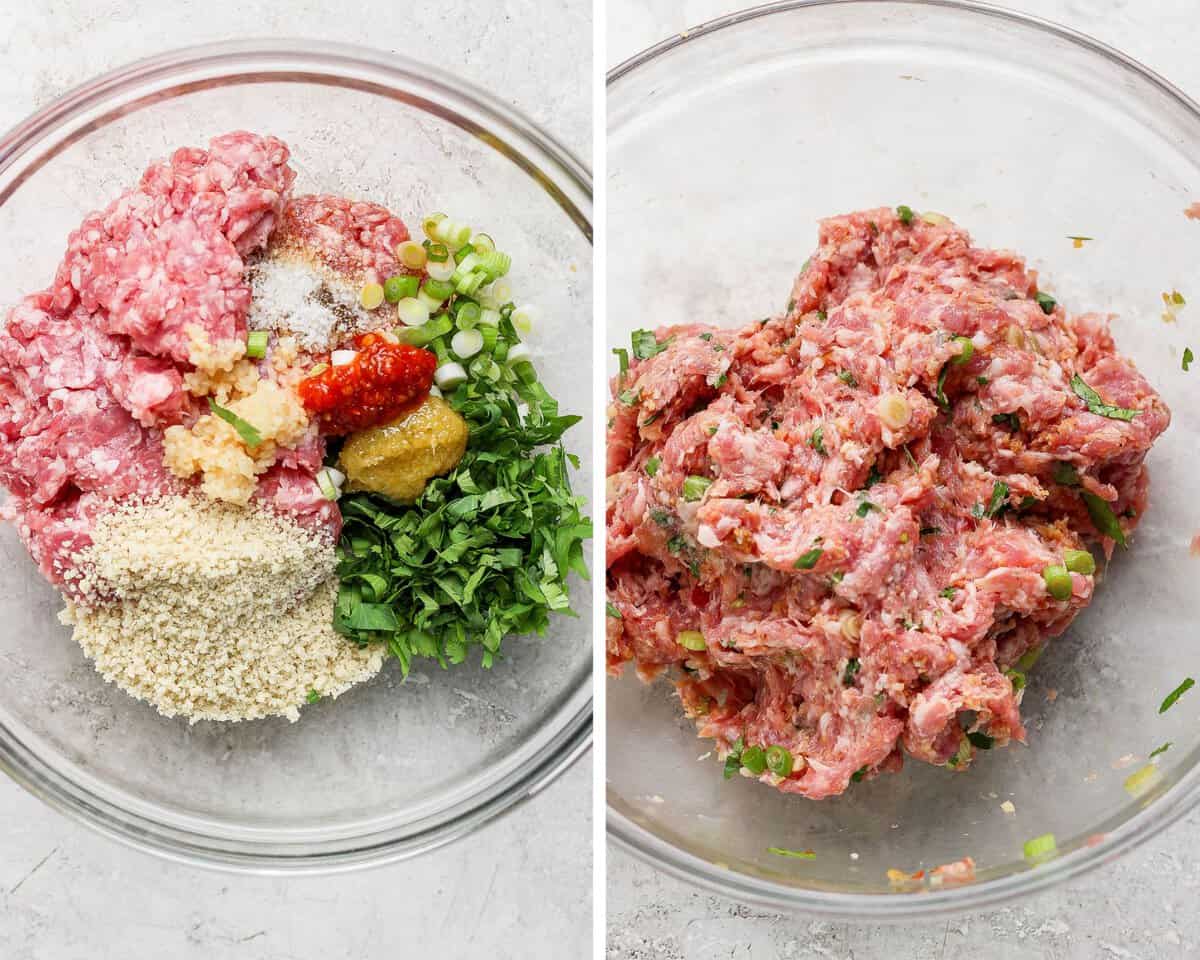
[164,374,310,505]
[186,322,246,374]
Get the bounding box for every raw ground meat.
[606,207,1171,799]
[0,133,360,589]
[271,194,410,283]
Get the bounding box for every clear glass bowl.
[0,40,592,871]
[607,0,1200,917]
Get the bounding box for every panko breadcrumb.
[63,497,383,722]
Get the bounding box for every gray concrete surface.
[0,2,591,959]
[606,2,1200,957]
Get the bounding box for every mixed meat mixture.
[606,207,1170,799]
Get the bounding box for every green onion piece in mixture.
[1042,564,1073,601]
[1184,347,1194,372]
[967,731,994,750]
[207,397,262,448]
[850,766,868,783]
[809,425,827,456]
[950,335,975,365]
[842,657,861,686]
[1052,462,1081,486]
[612,347,630,376]
[682,476,713,501]
[1159,677,1195,714]
[384,274,419,303]
[741,745,768,776]
[244,330,269,359]
[1149,742,1172,760]
[896,205,915,225]
[1081,491,1127,548]
[644,456,660,477]
[631,329,673,360]
[677,630,707,651]
[606,602,622,619]
[306,689,320,704]
[1063,548,1096,576]
[1023,833,1057,863]
[765,746,795,777]
[1006,669,1026,691]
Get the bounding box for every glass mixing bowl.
[0,40,592,871]
[607,0,1200,917]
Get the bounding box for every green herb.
[207,397,262,448]
[740,745,767,775]
[618,388,639,406]
[722,737,745,780]
[641,412,660,427]
[935,364,951,409]
[612,347,629,376]
[706,425,718,436]
[809,426,827,456]
[1052,462,1080,486]
[950,335,975,366]
[967,731,994,750]
[1081,491,1127,547]
[650,508,672,526]
[1042,564,1072,601]
[1066,235,1094,242]
[856,500,878,518]
[768,847,815,859]
[1035,291,1057,314]
[864,464,882,488]
[644,456,661,477]
[631,329,673,360]
[332,319,589,671]
[971,503,985,519]
[794,547,823,570]
[606,602,622,619]
[976,375,990,386]
[765,745,794,777]
[992,412,1020,432]
[1159,677,1195,714]
[984,481,1009,518]
[699,333,713,342]
[842,658,861,686]
[306,689,320,704]
[939,586,957,599]
[1016,646,1043,671]
[1070,373,1140,421]
[712,373,728,389]
[850,766,868,783]
[667,536,684,554]
[1006,669,1026,691]
[837,369,858,387]
[682,476,713,501]
[1184,347,1194,372]
[896,204,915,226]
[1149,742,1172,759]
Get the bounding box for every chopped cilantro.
[896,204,915,225]
[850,766,868,783]
[842,658,861,685]
[618,388,639,406]
[1052,461,1080,486]
[837,369,858,387]
[967,731,994,750]
[631,329,673,359]
[306,689,320,704]
[976,375,990,386]
[768,847,816,859]
[864,464,882,488]
[794,547,823,570]
[992,412,1020,432]
[1081,491,1127,547]
[644,456,661,477]
[649,508,672,526]
[1035,291,1057,314]
[606,602,622,619]
[982,481,1009,519]
[699,333,713,341]
[1071,373,1140,421]
[939,586,957,599]
[856,500,878,518]
[667,535,685,554]
[1159,677,1194,714]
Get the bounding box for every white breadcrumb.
[63,496,383,722]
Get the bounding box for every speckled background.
[0,2,591,959]
[606,2,1200,957]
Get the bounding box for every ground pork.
[606,207,1171,799]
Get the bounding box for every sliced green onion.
[207,397,262,448]
[1149,742,1171,760]
[896,204,915,225]
[1016,645,1043,671]
[842,658,861,686]
[765,745,794,777]
[606,602,622,619]
[1063,548,1095,575]
[1023,833,1057,863]
[479,324,499,355]
[512,304,537,333]
[455,301,482,330]
[316,468,340,501]
[478,250,512,280]
[422,278,454,302]
[434,361,468,391]
[677,630,707,651]
[644,456,660,477]
[417,289,443,313]
[395,314,452,346]
[245,330,269,359]
[504,342,533,368]
[384,274,419,303]
[1042,564,1072,601]
[1183,347,1194,372]
[451,328,484,359]
[359,282,385,310]
[396,240,428,270]
[740,745,767,775]
[1081,491,1127,547]
[440,219,472,250]
[426,252,456,282]
[421,213,446,240]
[306,689,320,704]
[1159,677,1194,714]
[682,475,712,501]
[950,335,975,365]
[1006,669,1026,691]
[455,271,487,296]
[449,252,481,285]
[478,307,502,328]
[1052,461,1081,486]
[471,232,496,254]
[425,242,450,263]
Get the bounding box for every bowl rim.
[0,38,593,874]
[605,0,1200,918]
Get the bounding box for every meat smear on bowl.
[605,207,1170,799]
